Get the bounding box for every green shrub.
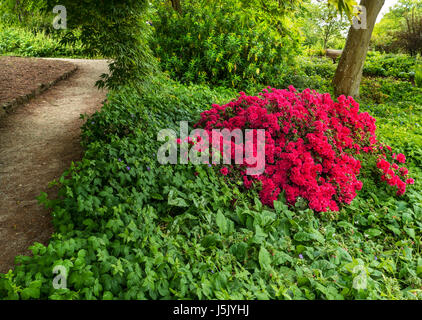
[0,25,85,58]
[301,56,337,79]
[360,77,422,104]
[363,52,417,80]
[277,56,334,93]
[149,0,301,90]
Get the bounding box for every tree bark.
[170,0,182,13]
[333,0,385,97]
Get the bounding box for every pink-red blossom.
[195,87,414,212]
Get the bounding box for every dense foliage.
[371,0,422,55]
[1,0,158,88]
[363,52,418,80]
[149,0,301,89]
[1,75,421,300]
[0,25,84,57]
[284,54,419,92]
[46,0,157,88]
[299,2,349,50]
[0,0,422,302]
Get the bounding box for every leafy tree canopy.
[0,0,359,88]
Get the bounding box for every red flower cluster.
[195,86,413,212]
[376,152,414,196]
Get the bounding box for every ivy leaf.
[404,227,415,240]
[103,291,114,300]
[386,224,401,235]
[273,200,287,214]
[151,193,164,200]
[294,231,312,242]
[230,242,248,260]
[253,225,268,244]
[417,259,422,276]
[216,210,228,234]
[259,246,271,270]
[168,189,189,207]
[21,280,42,299]
[201,234,219,248]
[365,228,382,238]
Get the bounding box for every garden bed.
[0,56,77,117]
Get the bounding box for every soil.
[0,58,109,273]
[0,56,77,106]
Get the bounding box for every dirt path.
[0,58,108,273]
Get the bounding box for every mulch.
[0,56,77,108]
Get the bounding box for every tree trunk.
[170,0,182,13]
[333,0,385,97]
[323,32,329,50]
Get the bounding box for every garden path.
[0,58,108,273]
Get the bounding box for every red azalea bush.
[194,86,414,212]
